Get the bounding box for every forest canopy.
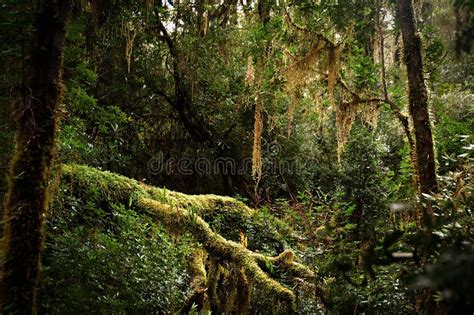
[0,0,473,314]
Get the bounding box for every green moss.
[62,164,298,253]
[55,164,314,312]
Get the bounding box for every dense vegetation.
[0,0,472,314]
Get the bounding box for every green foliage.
[386,143,416,200]
[337,125,390,239]
[39,176,192,314]
[421,22,446,81]
[346,46,380,91]
[400,164,473,312]
[1,1,472,313]
[432,84,474,173]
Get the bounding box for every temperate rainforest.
[0,0,472,314]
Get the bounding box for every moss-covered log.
[62,164,299,253]
[58,164,314,313]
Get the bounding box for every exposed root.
[181,249,208,313]
[253,250,314,280]
[137,198,297,310]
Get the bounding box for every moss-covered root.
[137,198,299,311]
[253,250,315,280]
[204,256,251,314]
[181,249,208,314]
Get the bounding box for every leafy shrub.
[38,183,192,314]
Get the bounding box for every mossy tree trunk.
[396,0,437,195]
[396,1,440,310]
[0,0,72,313]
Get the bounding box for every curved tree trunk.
[396,0,437,195]
[0,1,71,313]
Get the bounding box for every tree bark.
[0,0,71,313]
[396,0,437,194]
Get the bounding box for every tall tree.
[396,0,438,195]
[0,0,72,313]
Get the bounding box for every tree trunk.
[396,0,437,195]
[0,0,71,313]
